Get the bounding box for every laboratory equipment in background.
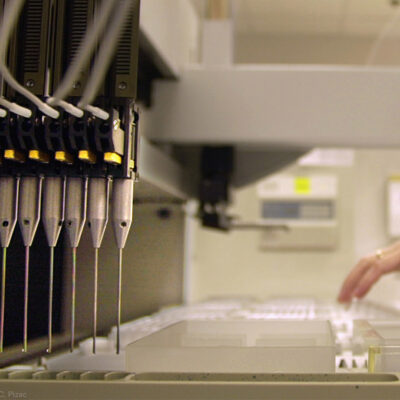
[257,174,338,250]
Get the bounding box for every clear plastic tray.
[354,320,400,372]
[368,345,400,373]
[354,320,400,347]
[126,320,335,373]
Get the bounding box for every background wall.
[234,34,400,66]
[231,0,400,67]
[188,149,400,307]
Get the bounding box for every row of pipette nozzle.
[0,174,134,354]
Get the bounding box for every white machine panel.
[147,66,400,147]
[257,174,338,250]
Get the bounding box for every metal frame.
[146,65,400,148]
[1,373,400,399]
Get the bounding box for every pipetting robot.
[2,1,400,399]
[0,0,139,356]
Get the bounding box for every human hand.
[337,241,400,303]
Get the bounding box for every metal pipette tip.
[23,246,29,353]
[0,247,7,352]
[70,247,77,352]
[112,178,134,354]
[0,176,20,352]
[117,248,122,354]
[19,176,43,353]
[88,177,110,354]
[46,247,54,353]
[65,177,88,352]
[93,247,99,354]
[43,176,65,354]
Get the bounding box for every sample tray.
[126,320,335,373]
[354,320,400,373]
[354,320,400,347]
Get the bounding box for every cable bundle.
[0,0,136,120]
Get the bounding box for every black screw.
[118,81,127,90]
[156,208,172,220]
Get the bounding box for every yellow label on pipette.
[295,177,311,194]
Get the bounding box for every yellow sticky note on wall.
[295,177,311,194]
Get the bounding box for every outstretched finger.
[337,257,372,303]
[352,262,383,299]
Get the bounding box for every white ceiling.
[191,0,400,64]
[194,0,400,38]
